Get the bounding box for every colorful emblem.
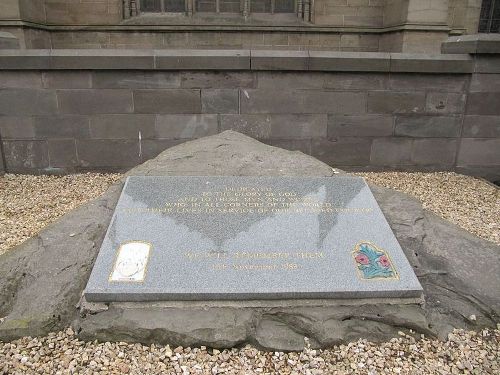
[353,242,398,280]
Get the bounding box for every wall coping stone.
[442,34,500,54]
[0,49,484,73]
[0,32,19,49]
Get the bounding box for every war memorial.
[0,0,499,373]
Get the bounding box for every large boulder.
[0,131,498,350]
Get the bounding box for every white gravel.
[0,328,498,374]
[0,172,499,374]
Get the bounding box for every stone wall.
[0,0,484,53]
[0,47,498,180]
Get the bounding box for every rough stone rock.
[0,130,498,350]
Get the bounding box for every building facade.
[0,0,496,52]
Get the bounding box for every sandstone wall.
[0,49,498,179]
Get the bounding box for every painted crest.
[109,241,152,282]
[352,242,398,280]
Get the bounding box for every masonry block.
[0,72,42,88]
[134,89,201,114]
[425,92,466,114]
[48,139,78,168]
[180,72,256,89]
[42,71,92,89]
[34,116,90,139]
[390,54,473,73]
[469,74,500,93]
[388,74,467,93]
[411,139,458,166]
[309,51,390,72]
[201,89,239,114]
[251,50,309,71]
[323,73,389,90]
[92,71,181,89]
[311,138,372,166]
[0,50,50,69]
[257,72,326,90]
[57,89,133,115]
[328,115,393,137]
[457,138,500,166]
[50,50,154,70]
[463,116,500,138]
[240,89,366,114]
[155,114,218,139]
[466,93,500,115]
[370,138,412,166]
[0,116,35,139]
[89,114,155,139]
[0,89,57,115]
[395,115,462,137]
[155,50,250,70]
[76,139,140,168]
[474,56,500,74]
[2,140,49,170]
[367,92,426,114]
[0,32,19,49]
[220,114,327,140]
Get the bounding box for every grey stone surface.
[42,71,92,89]
[0,131,498,349]
[425,93,466,114]
[394,116,462,137]
[48,139,78,168]
[0,50,50,70]
[442,34,500,54]
[221,114,327,140]
[84,176,422,302]
[370,138,412,166]
[0,89,57,115]
[251,50,309,71]
[133,89,201,114]
[390,54,473,73]
[89,114,155,140]
[466,93,500,115]
[311,138,372,166]
[155,114,218,139]
[92,71,180,89]
[474,56,500,74]
[0,32,19,49]
[240,89,366,114]
[201,89,239,114]
[2,140,49,171]
[309,52,390,72]
[367,92,426,114]
[457,138,500,166]
[328,115,394,137]
[49,50,155,70]
[76,139,140,168]
[411,139,458,166]
[34,116,90,139]
[463,116,500,138]
[180,72,256,89]
[155,50,250,70]
[57,89,134,115]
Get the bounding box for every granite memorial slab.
[84,176,423,302]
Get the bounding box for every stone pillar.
[381,0,451,53]
[123,0,131,19]
[242,0,249,18]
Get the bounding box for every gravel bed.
[0,173,122,256]
[356,172,499,245]
[1,328,498,374]
[0,172,499,373]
